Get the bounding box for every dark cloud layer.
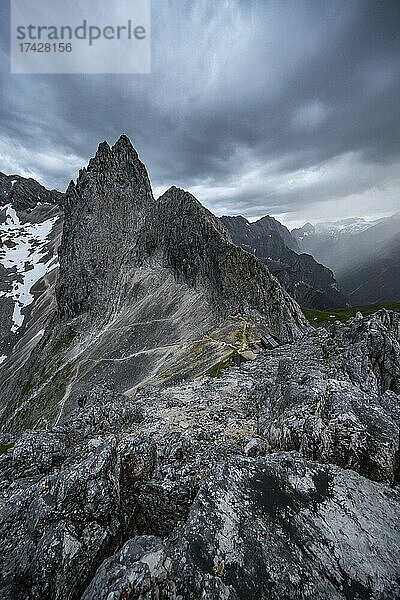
[0,0,399,226]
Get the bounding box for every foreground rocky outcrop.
[0,309,399,599]
[83,455,400,600]
[258,311,400,485]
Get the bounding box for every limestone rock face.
[83,452,400,599]
[258,310,400,484]
[57,135,154,321]
[142,454,400,600]
[327,309,400,395]
[141,186,306,341]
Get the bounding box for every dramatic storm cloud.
[0,0,399,226]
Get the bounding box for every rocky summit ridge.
[0,136,399,599]
[0,135,306,432]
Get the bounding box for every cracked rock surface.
[0,309,399,599]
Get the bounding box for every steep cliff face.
[57,135,154,322]
[141,187,305,341]
[0,136,307,432]
[221,215,348,309]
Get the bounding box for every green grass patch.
[204,351,240,378]
[0,442,13,455]
[303,302,400,326]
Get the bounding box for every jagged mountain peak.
[58,137,155,319]
[256,214,277,224]
[66,137,153,210]
[71,135,152,201]
[221,214,249,223]
[158,185,230,241]
[92,134,137,161]
[0,172,64,210]
[113,132,136,151]
[1,139,308,432]
[303,222,314,230]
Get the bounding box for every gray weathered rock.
[1,310,400,599]
[258,311,400,483]
[84,453,400,600]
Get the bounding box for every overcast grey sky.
[1,0,399,227]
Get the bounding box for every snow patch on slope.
[0,204,59,333]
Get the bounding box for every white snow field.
[0,204,59,332]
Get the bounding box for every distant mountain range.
[221,216,348,309]
[293,213,400,305]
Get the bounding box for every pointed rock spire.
[57,135,154,319]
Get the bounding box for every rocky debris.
[0,432,157,600]
[0,439,122,600]
[0,311,399,598]
[259,355,400,483]
[84,454,400,600]
[221,214,348,310]
[326,309,400,395]
[12,430,66,478]
[0,366,261,599]
[222,214,301,252]
[258,312,400,484]
[81,536,175,600]
[56,385,144,441]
